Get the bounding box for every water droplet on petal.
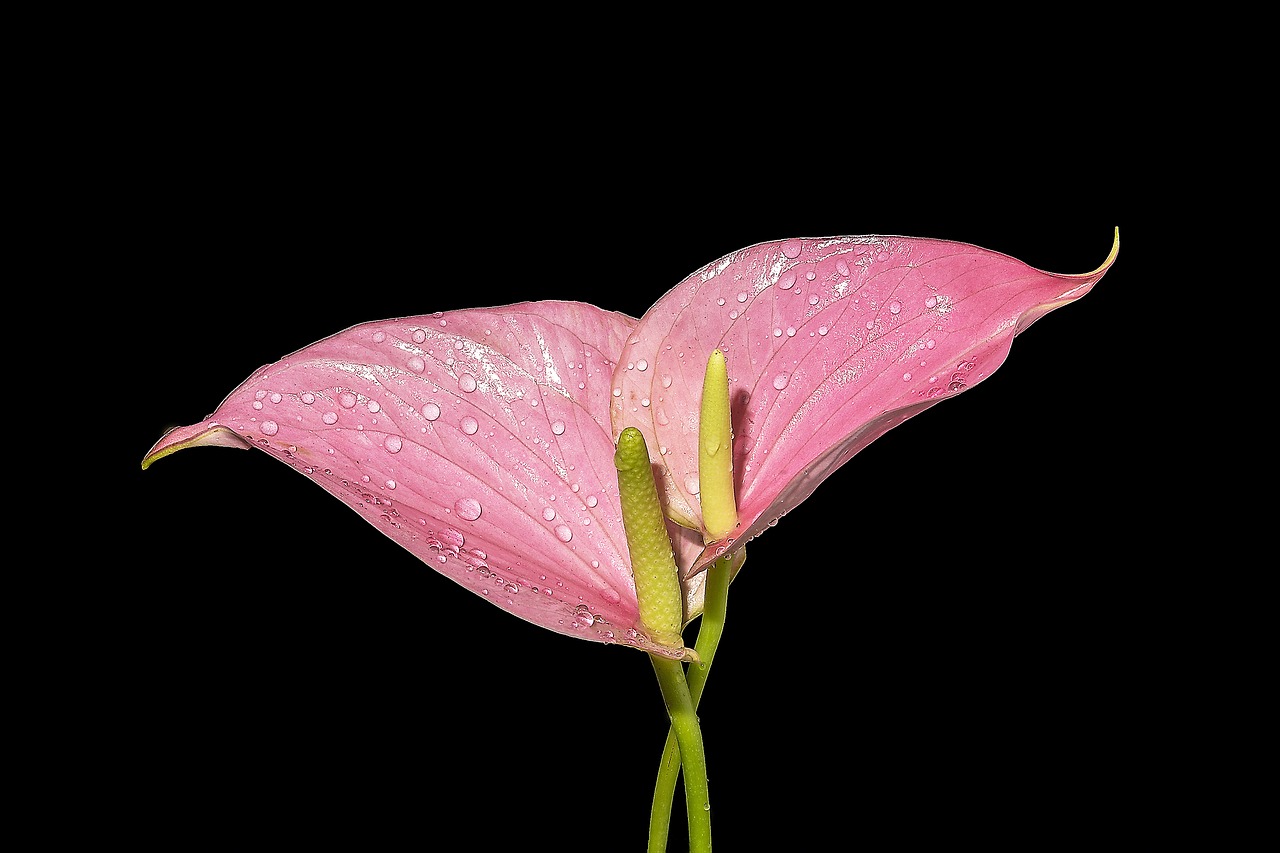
[781,239,803,258]
[586,495,598,508]
[543,507,557,521]
[301,392,316,405]
[408,356,426,373]
[372,331,386,343]
[903,372,912,381]
[773,373,789,390]
[779,271,797,290]
[339,391,357,408]
[423,402,441,421]
[461,416,479,435]
[685,474,700,495]
[555,524,573,543]
[818,325,829,336]
[261,420,279,436]
[661,375,672,389]
[836,259,850,276]
[367,401,381,414]
[385,435,403,453]
[889,300,902,314]
[322,411,338,425]
[455,498,482,521]
[412,328,427,344]
[636,359,648,371]
[736,291,749,303]
[552,421,565,435]
[459,375,477,393]
[269,392,282,404]
[925,295,938,309]
[385,479,397,489]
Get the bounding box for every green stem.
[649,651,712,853]
[647,554,733,853]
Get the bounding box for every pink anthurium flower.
[143,231,1117,660]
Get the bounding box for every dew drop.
[260,420,279,436]
[408,356,426,373]
[779,271,797,290]
[385,479,397,490]
[586,495,598,508]
[866,320,876,330]
[636,359,648,371]
[459,375,477,393]
[270,392,282,404]
[661,375,672,389]
[555,524,573,543]
[781,239,803,259]
[786,327,796,337]
[926,338,936,350]
[461,416,479,435]
[552,421,565,435]
[685,474,700,495]
[612,388,622,397]
[423,402,441,421]
[773,373,789,391]
[903,372,912,381]
[889,300,902,314]
[818,325,829,336]
[252,400,263,410]
[641,398,650,407]
[737,291,749,303]
[925,295,938,309]
[412,328,427,343]
[543,507,557,521]
[368,401,381,414]
[385,435,403,453]
[773,328,783,338]
[806,270,816,281]
[372,331,386,343]
[339,391,357,409]
[717,297,726,306]
[836,258,850,276]
[322,411,338,425]
[301,392,316,405]
[455,498,482,521]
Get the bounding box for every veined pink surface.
[145,232,1116,652]
[612,232,1117,578]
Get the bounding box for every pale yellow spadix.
[698,349,738,542]
[614,427,685,648]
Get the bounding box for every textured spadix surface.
[145,232,1116,651]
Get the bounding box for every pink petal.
[612,231,1118,576]
[143,301,691,657]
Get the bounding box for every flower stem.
[649,650,712,853]
[647,553,733,853]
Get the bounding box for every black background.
[88,56,1161,850]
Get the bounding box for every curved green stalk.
[650,652,712,853]
[647,554,732,853]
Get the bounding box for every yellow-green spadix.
[698,349,738,542]
[614,426,685,649]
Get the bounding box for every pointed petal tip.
[141,423,252,470]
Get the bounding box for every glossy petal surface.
[611,232,1118,576]
[144,301,696,656]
